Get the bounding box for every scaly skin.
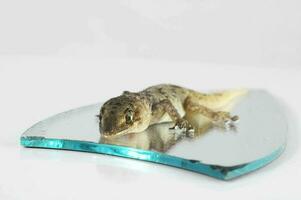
[98,84,247,138]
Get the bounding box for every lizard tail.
[190,88,248,110]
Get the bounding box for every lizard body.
[99,84,247,138]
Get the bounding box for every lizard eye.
[125,110,134,124]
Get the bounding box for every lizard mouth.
[101,128,129,138]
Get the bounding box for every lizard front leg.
[151,99,195,138]
[184,97,239,130]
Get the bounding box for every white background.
[0,1,300,199]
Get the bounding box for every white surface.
[0,1,301,199]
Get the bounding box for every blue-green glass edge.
[20,136,284,180]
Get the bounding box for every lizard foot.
[170,119,195,139]
[213,111,239,130]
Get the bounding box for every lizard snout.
[101,130,115,137]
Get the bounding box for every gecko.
[98,84,247,139]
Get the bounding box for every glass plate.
[20,90,287,180]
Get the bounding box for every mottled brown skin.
[99,84,241,138]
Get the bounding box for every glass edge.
[20,136,285,180]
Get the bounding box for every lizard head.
[98,93,151,138]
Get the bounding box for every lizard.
[98,84,247,139]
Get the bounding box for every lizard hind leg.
[183,96,239,131]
